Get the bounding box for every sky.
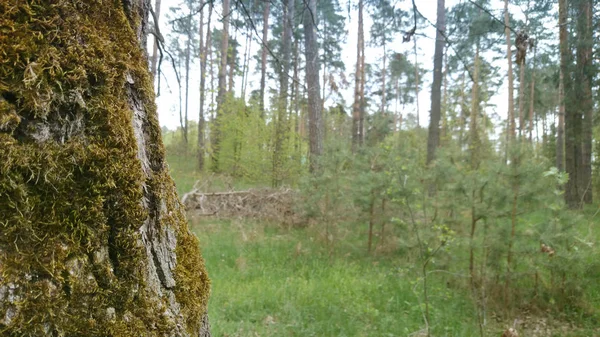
[152,0,545,138]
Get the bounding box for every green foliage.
[298,124,600,330]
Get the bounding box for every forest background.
[150,0,600,335]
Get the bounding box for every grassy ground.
[166,153,600,336]
[190,218,481,337]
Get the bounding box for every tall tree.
[0,0,210,334]
[556,69,565,172]
[352,0,365,149]
[426,0,445,165]
[504,0,516,140]
[273,0,295,186]
[212,0,231,171]
[577,0,593,203]
[304,0,323,170]
[368,0,398,115]
[561,0,579,208]
[198,0,214,171]
[259,0,270,118]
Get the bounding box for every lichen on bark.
[0,1,210,336]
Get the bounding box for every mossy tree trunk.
[0,1,210,336]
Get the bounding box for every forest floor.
[167,152,599,336]
[189,216,598,337]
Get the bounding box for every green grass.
[190,219,482,337]
[166,152,600,336]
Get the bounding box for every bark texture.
[426,0,445,165]
[304,0,323,170]
[273,0,295,186]
[351,0,364,150]
[577,0,593,204]
[504,0,515,141]
[0,1,210,335]
[212,0,230,171]
[560,0,580,208]
[260,0,270,118]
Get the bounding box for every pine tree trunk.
[273,0,294,186]
[517,53,526,139]
[352,0,364,150]
[441,46,449,142]
[459,70,466,148]
[528,45,536,143]
[556,70,565,172]
[198,0,213,172]
[426,0,445,165]
[212,0,230,172]
[561,0,580,208]
[0,1,210,335]
[578,0,593,204]
[517,61,526,139]
[260,0,270,118]
[183,10,192,148]
[381,41,387,114]
[303,0,323,171]
[150,0,162,78]
[414,37,420,127]
[470,40,481,169]
[504,0,516,141]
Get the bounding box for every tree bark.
[212,0,230,172]
[183,8,192,147]
[556,70,565,172]
[414,37,420,128]
[304,0,323,171]
[260,0,270,118]
[578,0,593,204]
[517,58,526,139]
[470,40,481,170]
[561,0,580,208]
[528,44,536,142]
[352,0,364,150]
[504,0,516,141]
[426,0,445,166]
[198,0,213,172]
[273,0,295,186]
[0,1,210,335]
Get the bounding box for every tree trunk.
[151,0,162,78]
[459,70,466,148]
[441,46,449,142]
[561,0,580,208]
[470,40,481,170]
[517,60,526,139]
[528,44,536,142]
[381,40,387,114]
[414,37,420,127]
[426,0,445,165]
[260,0,270,118]
[352,0,364,150]
[556,70,565,172]
[198,0,213,171]
[183,10,192,148]
[504,0,516,141]
[303,0,323,171]
[212,0,230,172]
[578,0,593,204]
[273,0,294,186]
[0,1,210,335]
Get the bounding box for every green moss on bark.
[0,1,209,335]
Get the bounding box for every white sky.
[152,0,546,137]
